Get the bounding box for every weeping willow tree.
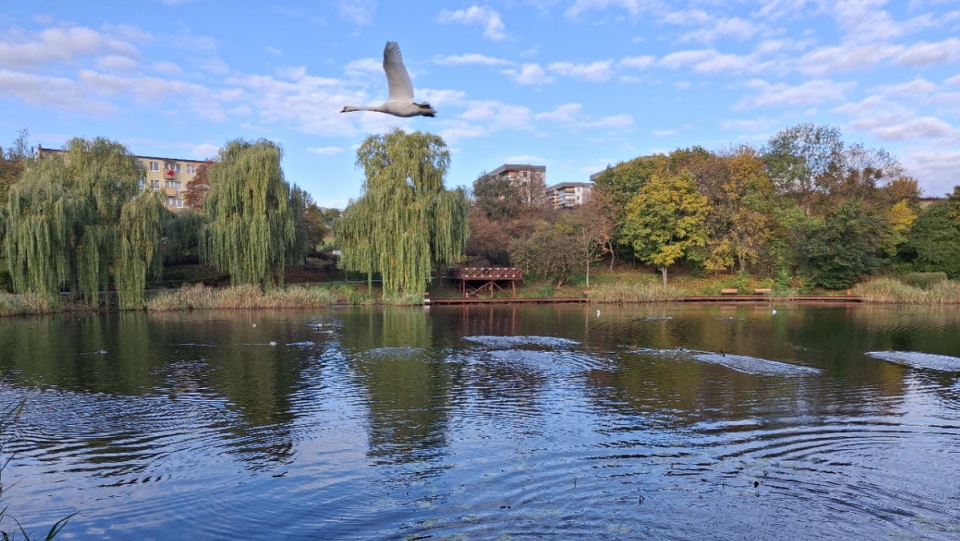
[200,138,300,290]
[336,128,468,301]
[4,137,156,306]
[163,208,208,264]
[117,190,168,309]
[286,186,308,267]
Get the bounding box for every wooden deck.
[429,296,586,305]
[446,267,523,298]
[680,295,861,303]
[428,295,861,305]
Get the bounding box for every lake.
[1,303,959,539]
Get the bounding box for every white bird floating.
[341,41,436,118]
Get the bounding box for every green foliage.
[163,209,207,264]
[286,186,308,266]
[904,198,960,279]
[763,123,843,214]
[116,191,168,309]
[0,129,31,208]
[201,138,299,291]
[902,272,947,289]
[471,171,526,220]
[4,137,146,306]
[535,284,555,298]
[336,129,468,301]
[0,269,11,293]
[620,171,709,285]
[508,218,586,287]
[801,200,883,289]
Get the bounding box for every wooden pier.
[446,267,523,298]
[429,296,586,305]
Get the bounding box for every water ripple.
[866,350,960,372]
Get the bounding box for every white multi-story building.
[545,181,593,209]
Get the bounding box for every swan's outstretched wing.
[383,41,415,101]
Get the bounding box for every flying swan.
[341,41,436,118]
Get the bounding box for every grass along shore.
[2,272,960,317]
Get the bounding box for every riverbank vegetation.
[2,122,960,316]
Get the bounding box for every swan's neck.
[341,105,377,113]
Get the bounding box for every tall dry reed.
[854,277,960,304]
[145,284,353,311]
[0,292,54,317]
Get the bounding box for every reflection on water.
[1,304,959,539]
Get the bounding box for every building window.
[152,180,160,189]
[173,163,181,173]
[150,161,159,172]
[165,180,181,189]
[187,164,196,174]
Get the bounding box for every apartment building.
[545,181,592,209]
[36,145,207,211]
[488,164,547,205]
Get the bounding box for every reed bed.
[145,283,358,311]
[853,277,960,304]
[588,281,684,303]
[0,292,55,317]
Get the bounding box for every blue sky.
[1,0,959,208]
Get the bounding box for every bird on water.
[341,41,436,118]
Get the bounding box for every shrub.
[902,272,947,290]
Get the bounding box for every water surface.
[1,303,959,539]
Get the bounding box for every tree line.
[2,123,958,309]
[0,135,332,309]
[469,123,960,290]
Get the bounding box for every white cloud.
[191,143,220,160]
[536,103,583,122]
[668,12,758,44]
[306,146,344,155]
[434,53,513,66]
[417,88,467,107]
[618,55,655,70]
[873,78,937,97]
[548,60,615,82]
[870,117,955,141]
[150,61,183,75]
[894,38,960,66]
[756,0,820,20]
[652,129,678,136]
[0,68,115,114]
[902,149,960,197]
[94,54,139,72]
[565,0,652,19]
[740,79,856,108]
[797,44,901,75]
[335,0,377,25]
[265,46,283,56]
[437,6,508,41]
[503,63,554,85]
[579,114,633,129]
[721,116,779,132]
[660,49,760,74]
[0,25,141,68]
